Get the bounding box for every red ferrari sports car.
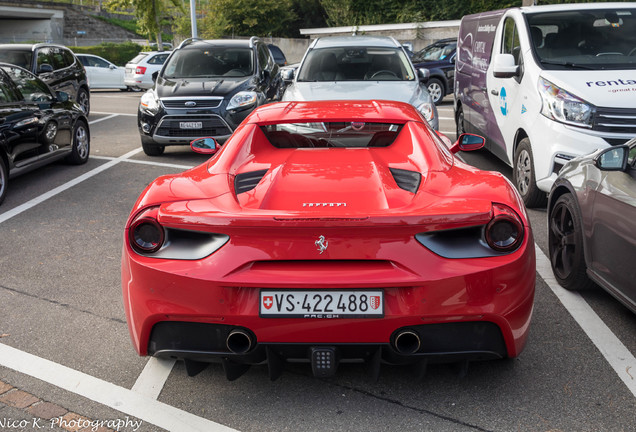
[122,100,535,380]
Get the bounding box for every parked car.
[122,99,535,380]
[267,44,287,66]
[0,43,90,115]
[0,63,90,205]
[281,36,438,130]
[124,51,171,90]
[76,53,127,91]
[137,37,281,156]
[548,140,636,312]
[411,38,456,105]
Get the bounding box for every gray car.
[281,36,438,131]
[548,139,636,312]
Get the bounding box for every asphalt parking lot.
[0,91,635,432]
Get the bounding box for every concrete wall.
[0,5,64,43]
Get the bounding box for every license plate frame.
[179,121,203,129]
[259,290,384,319]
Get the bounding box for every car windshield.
[163,46,254,78]
[297,47,415,82]
[0,50,33,69]
[261,122,403,148]
[528,8,636,70]
[128,53,148,64]
[412,42,456,62]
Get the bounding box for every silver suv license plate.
[179,121,203,129]
[259,290,384,318]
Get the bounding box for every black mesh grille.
[155,115,232,137]
[389,168,421,194]
[593,107,636,134]
[235,169,268,194]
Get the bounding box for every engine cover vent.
[389,168,421,194]
[234,169,268,194]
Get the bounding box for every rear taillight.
[485,203,524,252]
[135,66,147,75]
[128,208,164,254]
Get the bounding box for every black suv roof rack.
[249,36,260,48]
[177,38,203,49]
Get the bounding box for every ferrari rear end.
[122,100,535,380]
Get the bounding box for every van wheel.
[456,106,465,137]
[0,157,7,206]
[427,78,444,105]
[513,138,546,208]
[142,141,165,156]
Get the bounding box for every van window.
[502,18,521,65]
[527,7,636,70]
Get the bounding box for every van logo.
[185,101,197,107]
[499,87,508,116]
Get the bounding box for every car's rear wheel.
[548,193,594,290]
[455,105,465,137]
[513,138,546,208]
[427,78,444,105]
[0,157,7,206]
[77,88,90,115]
[142,141,165,156]
[65,119,90,165]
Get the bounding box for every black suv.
[138,37,281,155]
[411,38,457,105]
[0,43,90,114]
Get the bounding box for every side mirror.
[190,137,220,155]
[55,91,69,103]
[493,54,518,78]
[37,64,53,74]
[281,68,295,82]
[109,64,117,70]
[450,133,485,154]
[595,145,629,171]
[152,71,159,82]
[418,68,430,82]
[261,69,270,81]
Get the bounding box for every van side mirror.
[493,54,519,78]
[450,133,485,154]
[152,71,159,82]
[281,68,295,82]
[595,145,629,171]
[190,137,220,155]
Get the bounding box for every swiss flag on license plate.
[370,296,381,310]
[263,296,273,310]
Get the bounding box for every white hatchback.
[124,51,171,90]
[76,54,127,90]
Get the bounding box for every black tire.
[142,141,165,156]
[455,105,465,137]
[77,87,90,115]
[548,193,595,290]
[513,138,547,208]
[0,157,7,206]
[427,78,444,105]
[65,119,90,165]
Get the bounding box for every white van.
[454,3,636,207]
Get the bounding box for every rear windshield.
[129,53,148,64]
[0,50,33,69]
[528,8,636,70]
[261,122,403,148]
[163,46,254,78]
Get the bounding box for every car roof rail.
[249,36,260,48]
[177,38,203,49]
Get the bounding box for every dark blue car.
[412,38,457,105]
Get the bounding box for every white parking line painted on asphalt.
[92,111,137,117]
[91,155,194,170]
[131,357,176,400]
[535,244,636,397]
[0,148,143,225]
[0,343,237,432]
[89,114,119,125]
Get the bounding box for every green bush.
[72,42,144,66]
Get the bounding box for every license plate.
[260,290,383,318]
[179,121,203,129]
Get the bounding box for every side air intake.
[389,168,421,194]
[234,169,268,194]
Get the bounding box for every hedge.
[72,42,144,66]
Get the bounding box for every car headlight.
[227,91,258,111]
[139,91,160,115]
[538,77,594,128]
[417,102,435,123]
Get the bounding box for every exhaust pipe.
[394,330,421,355]
[226,329,253,354]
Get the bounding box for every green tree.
[200,0,296,38]
[105,0,184,50]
